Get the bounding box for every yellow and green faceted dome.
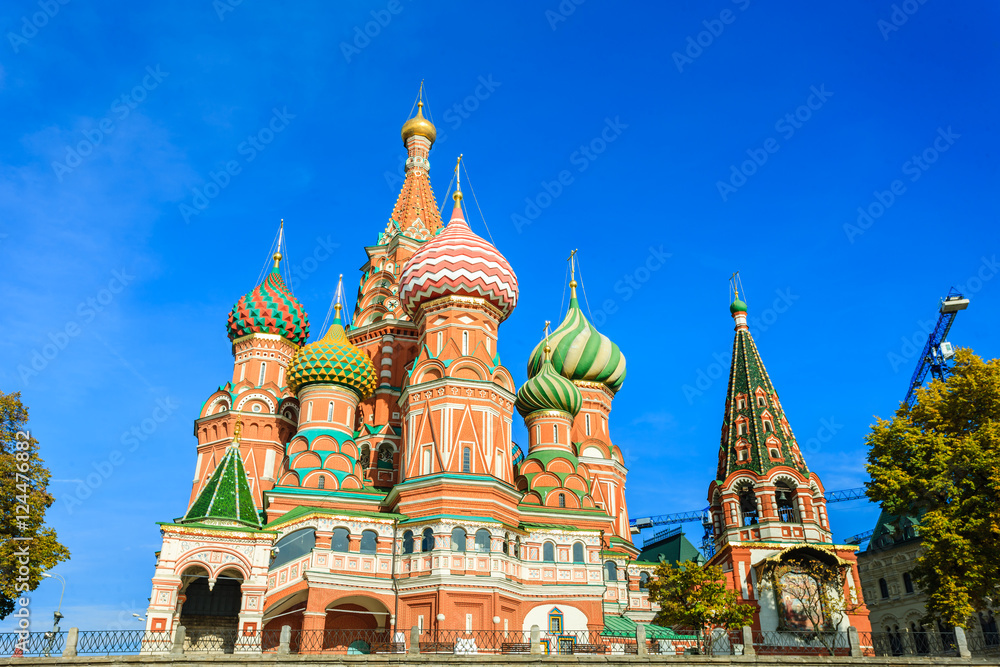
[227,267,310,346]
[527,292,626,394]
[286,313,377,399]
[516,353,583,418]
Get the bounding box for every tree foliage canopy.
[865,349,1000,627]
[646,559,753,652]
[0,391,70,619]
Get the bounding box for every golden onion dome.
[401,101,436,146]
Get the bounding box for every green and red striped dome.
[227,267,310,346]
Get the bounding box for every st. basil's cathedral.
[143,95,870,647]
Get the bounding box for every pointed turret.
[182,422,262,529]
[717,293,809,479]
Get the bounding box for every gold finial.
[542,320,552,361]
[334,274,344,318]
[273,219,284,268]
[567,249,579,297]
[730,271,740,300]
[453,154,463,203]
[233,419,243,446]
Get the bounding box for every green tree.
[646,559,754,655]
[0,391,70,619]
[865,349,1000,628]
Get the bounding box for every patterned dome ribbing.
[286,309,377,399]
[227,267,309,346]
[399,194,518,321]
[516,349,583,418]
[527,286,626,394]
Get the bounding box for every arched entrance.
[323,596,393,654]
[261,589,307,651]
[178,566,243,653]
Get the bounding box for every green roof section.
[718,297,810,479]
[602,616,696,640]
[265,504,406,529]
[182,445,262,529]
[637,530,704,566]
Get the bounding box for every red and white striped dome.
[400,194,518,321]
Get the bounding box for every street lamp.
[40,573,66,658]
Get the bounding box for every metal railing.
[0,631,65,657]
[76,630,172,655]
[753,630,850,656]
[966,631,1000,657]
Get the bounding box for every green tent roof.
[182,445,261,529]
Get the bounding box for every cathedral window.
[757,396,766,407]
[327,402,334,422]
[535,425,540,443]
[259,362,267,386]
[332,527,350,552]
[738,449,748,461]
[639,571,650,591]
[548,609,563,634]
[515,536,521,559]
[585,413,592,436]
[502,534,510,555]
[359,445,370,468]
[879,578,889,599]
[462,447,471,473]
[604,560,618,581]
[737,397,746,410]
[422,448,432,475]
[306,402,313,422]
[317,475,325,489]
[421,528,434,552]
[543,541,555,562]
[553,424,559,443]
[462,331,469,355]
[475,529,491,553]
[738,485,758,525]
[403,530,414,554]
[775,482,797,522]
[769,447,781,459]
[558,493,566,508]
[903,572,914,594]
[360,530,378,555]
[239,364,246,381]
[452,527,467,552]
[436,331,442,354]
[572,542,584,563]
[737,422,746,436]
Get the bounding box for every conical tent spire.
[718,293,809,479]
[182,421,262,529]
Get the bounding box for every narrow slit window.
[258,362,267,386]
[585,413,592,436]
[327,402,334,422]
[462,331,469,356]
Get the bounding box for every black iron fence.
[1,625,994,658]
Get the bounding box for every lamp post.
[41,573,66,658]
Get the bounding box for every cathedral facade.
[143,101,647,645]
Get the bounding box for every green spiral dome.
[526,290,626,394]
[286,311,377,399]
[516,352,583,418]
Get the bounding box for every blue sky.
[2,0,998,631]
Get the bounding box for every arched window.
[359,444,370,470]
[402,530,414,554]
[535,425,540,442]
[585,414,591,436]
[360,530,378,554]
[514,536,521,559]
[605,560,618,581]
[475,529,491,553]
[639,571,650,591]
[462,447,471,473]
[436,331,442,355]
[903,572,914,594]
[572,542,584,563]
[327,402,334,422]
[317,475,326,489]
[757,396,766,407]
[269,528,316,570]
[543,541,555,562]
[775,482,797,522]
[452,527,467,552]
[763,420,773,432]
[332,527,350,552]
[737,422,746,436]
[462,331,469,355]
[878,578,889,599]
[502,534,509,555]
[553,424,559,443]
[259,362,267,386]
[737,397,746,410]
[558,493,566,508]
[421,528,434,552]
[738,485,758,525]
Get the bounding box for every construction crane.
[903,290,969,406]
[841,290,969,547]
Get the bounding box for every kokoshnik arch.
[142,93,870,643]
